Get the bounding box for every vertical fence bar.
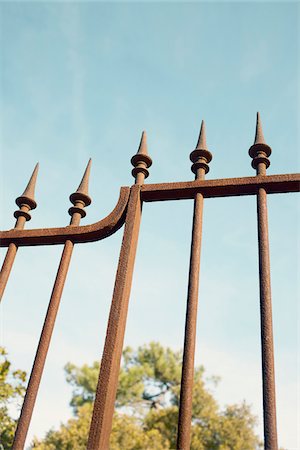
[177,122,212,450]
[12,161,92,449]
[0,164,39,302]
[249,113,278,450]
[12,240,75,449]
[0,244,19,301]
[87,132,152,450]
[257,186,278,449]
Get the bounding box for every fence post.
[177,121,212,450]
[249,113,278,450]
[0,163,39,301]
[12,160,92,450]
[87,132,152,450]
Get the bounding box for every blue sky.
[0,1,299,449]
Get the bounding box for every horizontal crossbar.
[141,174,300,201]
[0,187,130,247]
[0,174,299,247]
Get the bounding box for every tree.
[0,347,26,450]
[31,342,262,449]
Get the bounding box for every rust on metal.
[1,176,299,248]
[12,161,92,450]
[0,187,130,247]
[141,173,300,202]
[1,117,298,450]
[249,112,272,172]
[190,120,212,177]
[87,185,142,450]
[0,163,39,301]
[88,135,152,449]
[131,130,152,185]
[177,120,212,449]
[249,113,278,450]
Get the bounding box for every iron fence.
[1,113,299,450]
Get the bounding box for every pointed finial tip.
[190,119,212,174]
[25,163,39,190]
[69,159,92,207]
[85,157,92,172]
[196,119,208,150]
[15,163,39,210]
[131,130,152,181]
[136,130,149,157]
[254,111,266,145]
[249,112,272,164]
[256,112,261,127]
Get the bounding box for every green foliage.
[0,347,26,450]
[31,403,92,450]
[31,342,262,449]
[64,361,100,413]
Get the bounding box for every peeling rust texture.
[257,187,278,450]
[12,239,75,449]
[12,209,84,449]
[0,187,130,247]
[177,192,204,450]
[0,243,18,301]
[87,185,142,450]
[141,173,300,201]
[1,176,299,248]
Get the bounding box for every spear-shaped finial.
[131,131,152,184]
[137,131,149,156]
[254,112,265,145]
[15,163,39,210]
[72,158,92,204]
[69,159,92,220]
[14,163,39,222]
[190,120,213,179]
[249,112,272,173]
[196,120,208,150]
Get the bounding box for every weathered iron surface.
[250,114,278,450]
[177,121,210,450]
[1,176,298,249]
[0,245,18,301]
[257,186,278,450]
[1,117,298,450]
[0,186,129,247]
[88,136,151,449]
[12,161,92,449]
[141,173,300,202]
[12,240,75,450]
[0,164,39,301]
[87,185,142,450]
[131,130,152,184]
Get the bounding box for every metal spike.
[131,131,152,184]
[69,159,92,210]
[75,158,92,197]
[190,120,212,177]
[21,163,39,200]
[196,120,208,150]
[249,112,271,168]
[254,112,266,145]
[15,163,39,210]
[137,131,148,155]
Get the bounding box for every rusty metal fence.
[1,113,299,450]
